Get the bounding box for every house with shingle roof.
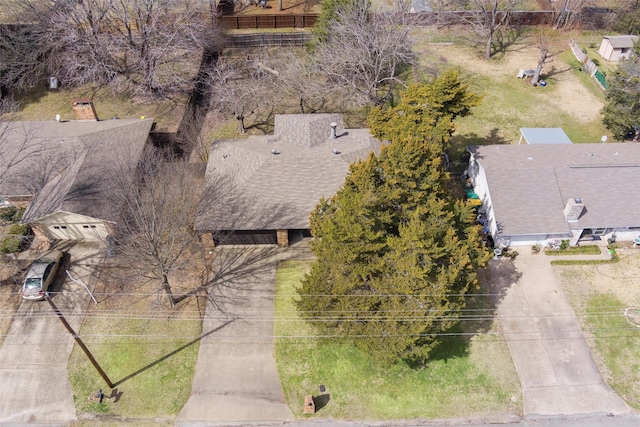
[598,35,639,61]
[195,113,382,247]
[467,143,640,247]
[0,117,153,242]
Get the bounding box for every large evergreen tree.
[368,70,482,146]
[296,73,489,364]
[602,43,640,140]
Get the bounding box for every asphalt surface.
[176,243,314,425]
[491,246,630,416]
[0,242,104,424]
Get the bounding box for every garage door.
[45,223,108,240]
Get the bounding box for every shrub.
[0,206,25,223]
[0,224,28,253]
[0,207,17,222]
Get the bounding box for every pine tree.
[602,43,640,140]
[297,73,488,364]
[368,70,482,146]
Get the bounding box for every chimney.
[564,197,585,221]
[330,122,337,139]
[71,99,98,121]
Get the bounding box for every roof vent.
[332,148,340,155]
[564,197,585,221]
[330,122,337,139]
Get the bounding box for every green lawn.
[3,86,185,132]
[410,27,611,152]
[68,306,201,418]
[584,293,640,408]
[274,260,521,419]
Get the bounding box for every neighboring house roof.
[468,143,640,236]
[0,118,153,223]
[602,35,639,49]
[196,114,382,232]
[519,128,572,145]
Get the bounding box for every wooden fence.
[219,9,615,30]
[220,14,317,29]
[225,32,312,47]
[569,39,607,90]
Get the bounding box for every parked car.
[22,250,63,300]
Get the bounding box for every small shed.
[518,128,573,145]
[597,35,639,62]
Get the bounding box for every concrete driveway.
[0,241,104,424]
[491,250,631,417]
[176,242,313,425]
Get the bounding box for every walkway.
[176,242,313,425]
[491,245,630,417]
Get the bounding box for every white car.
[22,250,64,300]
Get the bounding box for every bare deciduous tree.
[0,121,49,191]
[468,0,521,58]
[207,53,280,133]
[531,31,563,86]
[270,50,334,114]
[551,0,592,30]
[311,0,416,105]
[3,0,214,97]
[109,149,204,307]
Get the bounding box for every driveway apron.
[0,242,104,424]
[494,251,630,417]
[176,244,312,424]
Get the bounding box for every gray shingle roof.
[468,143,640,236]
[603,35,639,49]
[0,119,153,222]
[196,114,382,231]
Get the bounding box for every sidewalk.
[492,243,630,417]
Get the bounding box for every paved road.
[0,242,103,424]
[175,413,640,427]
[491,249,630,416]
[176,243,314,425]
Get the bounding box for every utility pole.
[45,295,114,388]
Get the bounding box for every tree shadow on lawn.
[412,259,522,366]
[542,65,573,79]
[491,27,529,58]
[448,129,508,173]
[111,319,234,387]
